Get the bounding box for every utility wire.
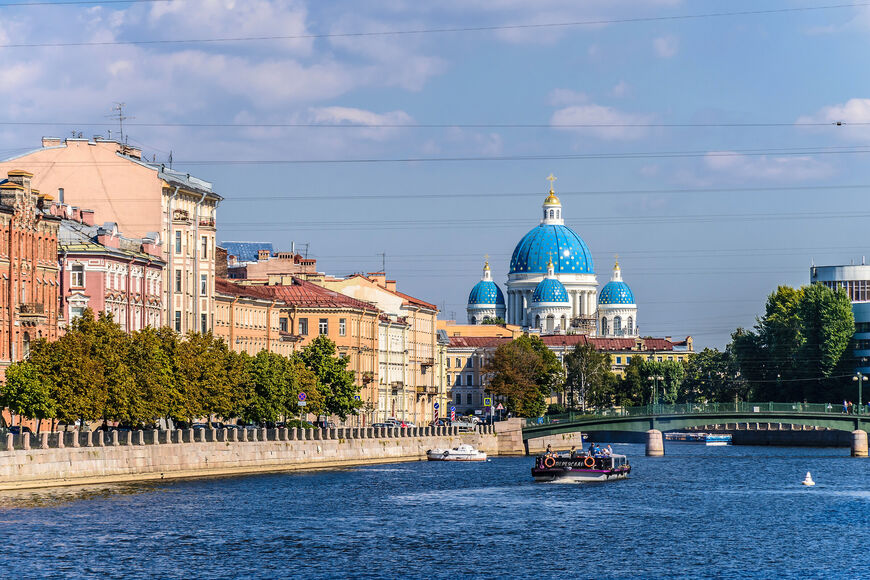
[0,0,169,6]
[1,1,868,47]
[0,120,864,129]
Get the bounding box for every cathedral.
[466,175,638,337]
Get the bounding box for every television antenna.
[107,103,134,143]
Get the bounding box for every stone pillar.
[150,429,159,445]
[21,433,30,451]
[5,433,12,451]
[57,432,65,449]
[229,428,238,442]
[109,430,118,447]
[73,431,81,448]
[210,428,217,442]
[313,429,321,441]
[40,432,49,449]
[852,430,868,457]
[646,429,664,457]
[136,431,144,446]
[124,431,133,446]
[260,428,268,442]
[96,431,105,447]
[290,428,298,441]
[240,428,248,442]
[85,431,94,447]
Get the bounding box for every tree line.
[0,309,361,432]
[484,283,857,416]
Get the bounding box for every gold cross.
[546,173,557,191]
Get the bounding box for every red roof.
[448,333,679,352]
[448,336,512,348]
[216,278,380,312]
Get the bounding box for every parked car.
[8,426,32,435]
[371,423,392,428]
[429,418,450,427]
[314,421,337,429]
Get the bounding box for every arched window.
[549,209,554,218]
[535,315,541,328]
[471,316,477,325]
[22,332,30,358]
[614,316,622,335]
[546,315,555,332]
[627,317,633,334]
[556,210,560,219]
[601,317,608,335]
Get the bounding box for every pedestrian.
[843,399,848,414]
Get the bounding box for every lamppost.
[853,372,866,415]
[648,375,664,411]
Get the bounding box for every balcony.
[199,217,215,228]
[19,303,44,315]
[416,385,436,395]
[172,209,190,222]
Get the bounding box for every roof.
[510,223,594,275]
[468,279,505,306]
[58,219,165,264]
[216,278,380,312]
[221,241,274,263]
[599,280,636,305]
[448,336,511,348]
[449,334,682,353]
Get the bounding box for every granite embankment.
[0,420,537,490]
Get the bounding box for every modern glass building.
[810,262,870,374]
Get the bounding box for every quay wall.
[0,425,514,490]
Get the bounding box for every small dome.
[599,280,635,305]
[468,280,505,306]
[532,278,569,303]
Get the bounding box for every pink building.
[58,207,165,331]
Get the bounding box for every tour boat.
[426,444,487,462]
[531,452,631,483]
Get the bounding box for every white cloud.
[547,88,588,107]
[308,107,414,141]
[611,80,630,98]
[796,98,870,140]
[703,151,833,182]
[653,35,679,58]
[550,104,654,140]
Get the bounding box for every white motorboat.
[426,444,487,461]
[802,472,815,486]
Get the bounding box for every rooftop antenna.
[168,151,173,169]
[108,102,134,143]
[379,252,386,272]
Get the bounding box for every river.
[1,443,867,579]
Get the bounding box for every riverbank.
[0,423,528,491]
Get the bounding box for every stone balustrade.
[3,424,497,453]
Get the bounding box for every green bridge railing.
[525,402,865,428]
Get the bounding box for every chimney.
[257,249,271,261]
[367,272,386,287]
[71,207,82,222]
[58,187,64,203]
[385,280,397,292]
[97,225,120,248]
[42,137,62,148]
[80,209,95,227]
[6,169,32,188]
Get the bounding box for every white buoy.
[802,471,815,486]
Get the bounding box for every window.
[175,269,182,293]
[455,393,461,404]
[657,357,663,362]
[319,318,328,335]
[455,357,461,368]
[299,318,308,335]
[616,356,622,365]
[201,313,208,334]
[280,318,288,333]
[446,358,450,369]
[201,236,208,259]
[455,375,462,386]
[467,374,474,386]
[627,317,633,335]
[626,356,631,363]
[174,311,181,332]
[175,231,182,254]
[70,306,84,320]
[200,274,207,296]
[466,393,473,405]
[614,316,622,335]
[469,357,474,368]
[339,318,346,336]
[71,264,84,287]
[549,209,554,218]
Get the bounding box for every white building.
[811,262,870,374]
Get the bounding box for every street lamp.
[852,372,866,415]
[648,375,664,409]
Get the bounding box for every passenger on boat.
[545,444,553,456]
[569,446,577,458]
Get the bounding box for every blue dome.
[599,281,635,305]
[532,278,570,303]
[510,224,594,274]
[468,280,505,306]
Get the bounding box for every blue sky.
[2,0,870,347]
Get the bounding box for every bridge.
[522,402,870,457]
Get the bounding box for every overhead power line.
[8,144,870,166]
[0,120,865,129]
[0,0,168,6]
[1,2,868,48]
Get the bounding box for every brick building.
[0,170,62,370]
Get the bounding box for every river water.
[1,443,868,579]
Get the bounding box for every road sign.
[298,392,307,402]
[354,395,361,401]
[483,397,492,407]
[433,403,439,410]
[450,406,455,412]
[298,401,307,407]
[496,403,504,410]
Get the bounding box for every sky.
[2,0,870,348]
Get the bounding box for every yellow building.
[316,273,440,425]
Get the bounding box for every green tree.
[127,326,177,425]
[1,360,55,432]
[682,347,742,403]
[564,343,614,411]
[298,335,359,420]
[481,317,506,325]
[239,350,288,424]
[176,332,239,424]
[484,335,563,417]
[796,283,854,400]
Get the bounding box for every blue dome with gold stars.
[468,280,505,306]
[532,277,570,303]
[509,224,594,275]
[599,280,635,305]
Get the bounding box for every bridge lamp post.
[853,373,866,415]
[648,375,664,410]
